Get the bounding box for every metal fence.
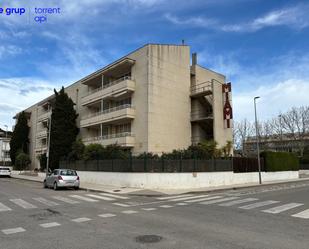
[59,157,262,173]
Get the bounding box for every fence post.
[180,153,183,172]
[130,153,133,172]
[144,155,147,172]
[213,157,216,171]
[161,157,164,172]
[97,159,99,171]
[111,159,114,172]
[193,152,196,172]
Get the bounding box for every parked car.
[0,167,11,177]
[44,169,80,190]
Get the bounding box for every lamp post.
[254,96,262,184]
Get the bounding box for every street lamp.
[254,96,262,184]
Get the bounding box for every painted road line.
[239,200,280,210]
[33,197,59,207]
[99,213,116,218]
[72,217,92,223]
[219,198,258,207]
[292,209,309,219]
[156,194,193,200]
[100,193,129,199]
[86,194,115,201]
[0,202,12,212]
[159,205,173,208]
[263,203,304,214]
[2,227,25,235]
[122,210,138,214]
[185,196,223,203]
[175,203,188,206]
[52,196,80,204]
[10,199,37,209]
[142,208,157,211]
[69,195,99,202]
[40,222,61,228]
[170,195,209,202]
[113,202,131,207]
[200,197,240,205]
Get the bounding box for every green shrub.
[83,144,105,160]
[14,151,31,170]
[260,151,299,171]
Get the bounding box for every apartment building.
[15,44,233,169]
[0,128,11,165]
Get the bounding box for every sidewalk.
[11,172,309,196]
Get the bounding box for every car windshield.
[60,170,77,176]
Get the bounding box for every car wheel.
[53,182,58,191]
[43,181,47,188]
[74,186,79,190]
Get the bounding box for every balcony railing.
[191,111,213,121]
[191,81,212,96]
[83,132,135,143]
[85,104,133,119]
[84,76,132,97]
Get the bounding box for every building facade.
[0,128,11,166]
[243,133,309,156]
[15,44,233,169]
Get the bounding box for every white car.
[0,167,11,177]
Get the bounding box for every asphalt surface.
[0,177,309,249]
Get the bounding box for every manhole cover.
[135,235,162,244]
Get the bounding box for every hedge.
[260,151,299,171]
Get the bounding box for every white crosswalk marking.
[10,199,37,209]
[263,203,304,214]
[40,222,61,228]
[292,209,309,219]
[113,202,130,207]
[122,210,138,214]
[175,203,188,206]
[100,193,129,199]
[0,202,12,212]
[159,205,173,208]
[72,217,92,223]
[185,196,222,203]
[99,213,116,218]
[170,195,209,202]
[33,197,59,207]
[219,198,258,207]
[86,194,115,201]
[2,227,25,235]
[156,194,193,200]
[239,200,279,210]
[200,197,239,205]
[70,195,99,202]
[53,196,80,204]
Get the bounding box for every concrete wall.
[76,171,299,190]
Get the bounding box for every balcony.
[37,111,50,122]
[82,76,135,106]
[80,104,135,128]
[190,81,212,98]
[191,111,213,122]
[36,130,48,138]
[83,132,135,147]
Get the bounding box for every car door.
[47,170,57,186]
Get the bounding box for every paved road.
[1,177,309,249]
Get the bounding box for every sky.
[0,0,308,130]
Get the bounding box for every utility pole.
[4,125,8,166]
[254,96,262,184]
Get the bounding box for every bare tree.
[234,119,254,155]
[278,106,309,156]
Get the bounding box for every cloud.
[166,3,309,32]
[165,13,217,27]
[233,80,309,122]
[0,45,23,59]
